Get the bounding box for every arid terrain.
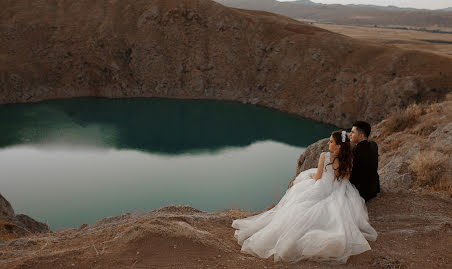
[0,191,451,269]
[216,0,452,29]
[217,0,452,58]
[313,23,452,58]
[1,0,451,268]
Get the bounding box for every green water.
[0,97,335,230]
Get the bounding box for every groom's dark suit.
[349,140,380,202]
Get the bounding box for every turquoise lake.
[0,98,335,230]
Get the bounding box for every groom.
[349,121,380,202]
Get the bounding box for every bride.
[232,130,377,264]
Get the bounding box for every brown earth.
[1,0,452,128]
[0,192,451,269]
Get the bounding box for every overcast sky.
[277,0,451,10]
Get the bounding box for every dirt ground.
[0,191,451,269]
[313,23,452,58]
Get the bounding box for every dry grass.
[0,220,21,241]
[408,151,452,195]
[375,94,452,196]
[379,134,405,156]
[380,103,426,136]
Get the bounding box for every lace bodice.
[322,151,346,182]
[322,152,335,179]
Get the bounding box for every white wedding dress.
[232,152,377,264]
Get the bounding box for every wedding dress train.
[232,152,377,264]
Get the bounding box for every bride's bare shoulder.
[317,152,328,164]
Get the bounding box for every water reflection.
[0,98,335,153]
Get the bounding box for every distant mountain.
[293,1,448,12]
[291,0,318,6]
[344,4,419,11]
[292,1,418,11]
[216,0,452,28]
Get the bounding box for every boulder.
[289,138,329,185]
[0,194,50,239]
[0,194,14,219]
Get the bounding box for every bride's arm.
[287,152,326,188]
[313,152,326,180]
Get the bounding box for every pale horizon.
[277,0,451,10]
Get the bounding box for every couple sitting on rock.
[232,121,380,264]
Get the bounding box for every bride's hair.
[327,130,353,180]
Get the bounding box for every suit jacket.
[349,140,380,201]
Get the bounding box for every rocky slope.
[293,94,452,196]
[1,0,452,127]
[374,94,452,194]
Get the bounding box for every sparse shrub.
[0,220,20,241]
[380,103,425,136]
[408,151,451,194]
[411,124,437,136]
[388,135,405,152]
[446,93,452,102]
[425,102,443,114]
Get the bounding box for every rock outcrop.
[1,0,452,127]
[374,94,452,194]
[0,194,50,241]
[295,95,452,196]
[290,137,329,183]
[0,194,14,219]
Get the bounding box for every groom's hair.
[353,121,371,138]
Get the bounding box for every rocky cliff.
[1,0,452,127]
